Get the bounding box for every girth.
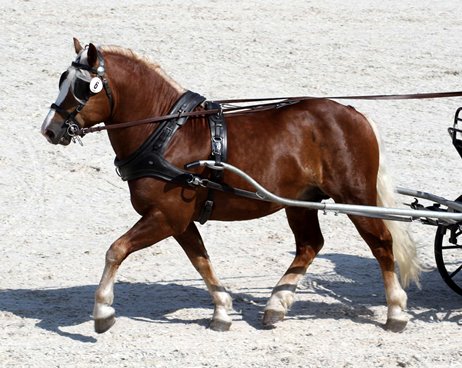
[114,90,228,224]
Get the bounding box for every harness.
[58,46,462,224]
[114,90,229,224]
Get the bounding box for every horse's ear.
[73,38,83,54]
[87,43,98,67]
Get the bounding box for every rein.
[214,90,462,103]
[79,90,462,136]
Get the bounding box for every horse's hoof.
[209,318,232,332]
[384,316,408,333]
[262,309,285,326]
[94,315,116,334]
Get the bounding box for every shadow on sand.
[0,252,460,342]
[286,253,462,328]
[0,282,212,343]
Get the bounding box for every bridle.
[50,47,114,144]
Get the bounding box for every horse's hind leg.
[175,222,233,331]
[348,215,409,332]
[263,207,324,326]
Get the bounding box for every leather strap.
[214,90,462,104]
[207,101,227,179]
[198,101,228,224]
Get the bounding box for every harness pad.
[114,91,206,182]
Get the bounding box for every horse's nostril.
[45,129,56,140]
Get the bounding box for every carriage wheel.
[434,223,462,295]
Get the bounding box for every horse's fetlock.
[93,302,115,320]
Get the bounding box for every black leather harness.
[198,100,227,223]
[114,90,228,224]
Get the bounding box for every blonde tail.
[366,116,421,288]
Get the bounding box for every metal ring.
[66,122,80,137]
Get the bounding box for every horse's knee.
[105,240,129,265]
[294,241,323,269]
[309,227,325,251]
[306,237,324,258]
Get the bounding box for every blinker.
[73,77,91,101]
[71,71,104,101]
[58,71,69,88]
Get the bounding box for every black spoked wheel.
[434,223,462,295]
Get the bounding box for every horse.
[41,38,420,334]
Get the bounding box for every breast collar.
[114,90,207,183]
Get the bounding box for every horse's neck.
[106,54,185,159]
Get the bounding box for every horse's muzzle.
[41,121,72,146]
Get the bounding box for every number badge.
[90,77,104,93]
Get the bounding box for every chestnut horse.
[41,39,420,333]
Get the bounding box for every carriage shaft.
[193,161,462,223]
[396,187,462,212]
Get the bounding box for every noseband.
[50,47,114,144]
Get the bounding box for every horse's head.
[41,38,113,145]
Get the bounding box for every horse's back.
[224,99,380,200]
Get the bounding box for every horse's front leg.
[175,223,233,331]
[93,211,174,333]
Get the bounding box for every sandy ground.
[1,0,462,367]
